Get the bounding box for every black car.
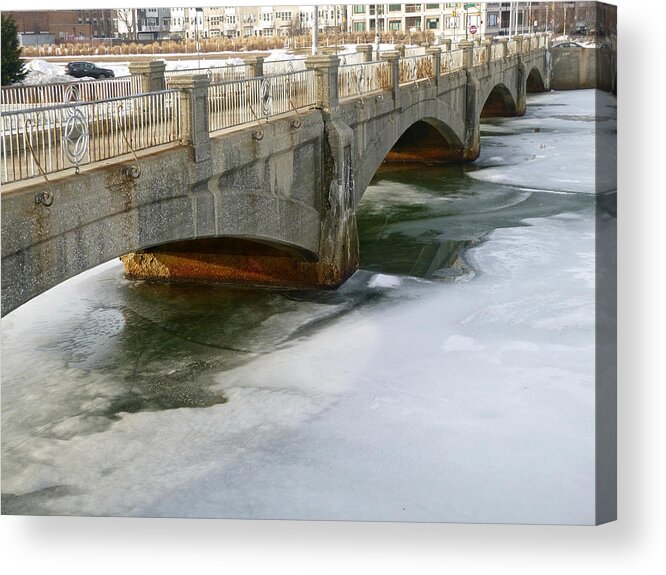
[65,62,115,79]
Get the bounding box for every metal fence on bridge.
[1,90,181,184]
[0,75,143,113]
[1,35,546,185]
[208,69,316,132]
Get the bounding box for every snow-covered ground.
[1,89,614,524]
[18,44,369,85]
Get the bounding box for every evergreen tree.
[2,14,27,86]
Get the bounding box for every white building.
[344,3,534,40]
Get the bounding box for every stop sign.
[469,25,478,35]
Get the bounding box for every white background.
[2,1,664,573]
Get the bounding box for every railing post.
[498,37,509,59]
[244,56,264,78]
[395,44,406,57]
[459,40,474,70]
[128,60,166,93]
[482,39,492,65]
[379,50,401,108]
[356,44,374,62]
[305,54,339,113]
[514,35,524,56]
[167,74,211,168]
[441,38,452,53]
[426,46,441,87]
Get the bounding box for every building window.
[405,4,421,13]
[353,22,366,31]
[353,5,366,14]
[446,16,458,29]
[388,5,401,12]
[427,18,439,29]
[426,4,440,9]
[488,13,498,26]
[389,20,401,31]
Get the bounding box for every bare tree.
[116,8,137,40]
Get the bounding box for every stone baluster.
[514,34,524,55]
[244,56,264,78]
[483,39,492,65]
[379,50,401,108]
[128,60,166,93]
[425,46,441,87]
[459,40,474,70]
[356,44,374,62]
[498,37,509,59]
[167,74,211,169]
[305,54,340,113]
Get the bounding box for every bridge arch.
[122,235,322,288]
[480,82,518,118]
[356,115,465,204]
[526,66,546,92]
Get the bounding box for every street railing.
[338,60,391,100]
[473,46,487,66]
[0,75,143,113]
[2,90,181,184]
[491,43,504,61]
[399,54,434,84]
[165,64,251,86]
[441,49,464,73]
[208,69,316,132]
[263,58,307,75]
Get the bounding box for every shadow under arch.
[526,66,546,92]
[383,118,466,165]
[481,82,518,118]
[122,235,322,289]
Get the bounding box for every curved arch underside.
[384,119,465,164]
[526,67,546,92]
[122,236,322,289]
[481,83,518,118]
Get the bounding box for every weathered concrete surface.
[551,47,616,93]
[1,46,549,316]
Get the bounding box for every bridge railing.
[165,64,250,86]
[399,54,435,85]
[404,46,427,57]
[1,90,181,184]
[0,75,143,113]
[337,60,392,100]
[473,46,488,66]
[507,40,518,56]
[263,58,307,75]
[208,69,316,132]
[338,52,366,66]
[491,43,505,61]
[441,50,464,73]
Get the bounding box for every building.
[7,9,113,42]
[344,3,535,40]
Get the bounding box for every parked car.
[553,42,583,49]
[65,62,115,79]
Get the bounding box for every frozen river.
[1,89,616,524]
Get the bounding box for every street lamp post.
[312,6,319,55]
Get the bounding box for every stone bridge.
[1,35,550,316]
